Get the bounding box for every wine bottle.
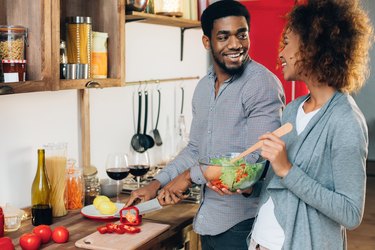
[31,149,53,226]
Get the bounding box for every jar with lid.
[66,16,92,77]
[0,25,28,83]
[65,159,84,210]
[1,59,26,82]
[83,166,101,206]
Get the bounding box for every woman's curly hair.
[282,0,374,93]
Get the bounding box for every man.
[126,1,285,249]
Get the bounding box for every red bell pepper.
[123,225,141,234]
[0,237,15,250]
[119,206,142,226]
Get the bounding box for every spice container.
[84,166,101,206]
[2,59,26,82]
[91,32,108,79]
[66,16,92,77]
[65,159,84,210]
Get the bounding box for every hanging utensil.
[152,89,163,146]
[178,87,188,141]
[131,91,146,153]
[142,90,155,150]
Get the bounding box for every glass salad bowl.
[199,153,267,192]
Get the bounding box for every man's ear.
[202,35,211,50]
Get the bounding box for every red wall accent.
[241,0,309,103]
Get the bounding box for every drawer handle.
[85,81,101,88]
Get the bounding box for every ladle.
[142,90,155,150]
[152,89,163,146]
[131,91,146,153]
[230,123,293,163]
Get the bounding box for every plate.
[80,203,124,219]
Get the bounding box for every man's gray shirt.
[155,59,285,235]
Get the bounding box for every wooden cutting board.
[75,221,170,250]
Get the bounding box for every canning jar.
[66,16,92,77]
[0,25,28,83]
[0,25,27,60]
[83,166,101,206]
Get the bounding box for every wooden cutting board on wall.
[75,222,170,250]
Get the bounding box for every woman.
[249,1,374,249]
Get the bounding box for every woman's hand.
[259,132,292,178]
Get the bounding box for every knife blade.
[114,198,162,218]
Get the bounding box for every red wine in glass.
[106,168,130,180]
[129,165,150,188]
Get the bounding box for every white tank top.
[251,101,320,250]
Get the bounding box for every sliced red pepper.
[105,223,117,233]
[119,206,142,226]
[97,225,108,234]
[114,225,126,234]
[123,225,141,234]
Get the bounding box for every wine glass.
[128,150,150,188]
[105,153,129,203]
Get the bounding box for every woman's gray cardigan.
[250,92,368,250]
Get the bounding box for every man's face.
[204,16,250,75]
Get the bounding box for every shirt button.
[208,130,211,134]
[210,107,213,111]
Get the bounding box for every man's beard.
[211,46,248,76]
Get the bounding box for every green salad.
[209,157,264,191]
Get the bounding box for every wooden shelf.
[126,11,200,29]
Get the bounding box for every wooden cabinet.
[0,0,125,94]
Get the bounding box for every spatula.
[230,122,293,163]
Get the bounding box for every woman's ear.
[202,35,211,50]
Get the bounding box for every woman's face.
[279,30,301,81]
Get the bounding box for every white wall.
[0,23,208,209]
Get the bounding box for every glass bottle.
[83,166,101,206]
[60,40,67,79]
[31,149,53,226]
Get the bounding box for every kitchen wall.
[0,23,207,209]
[354,0,375,161]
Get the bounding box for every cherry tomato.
[19,233,42,250]
[32,224,52,244]
[0,237,15,250]
[52,226,69,243]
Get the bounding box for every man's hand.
[158,170,192,205]
[124,180,161,207]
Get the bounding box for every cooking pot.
[126,0,148,12]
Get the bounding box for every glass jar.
[0,25,28,83]
[65,159,84,210]
[0,25,27,60]
[1,59,26,82]
[84,167,101,206]
[44,142,68,217]
[154,0,183,17]
[66,16,92,77]
[91,32,108,79]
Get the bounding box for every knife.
[114,198,162,218]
